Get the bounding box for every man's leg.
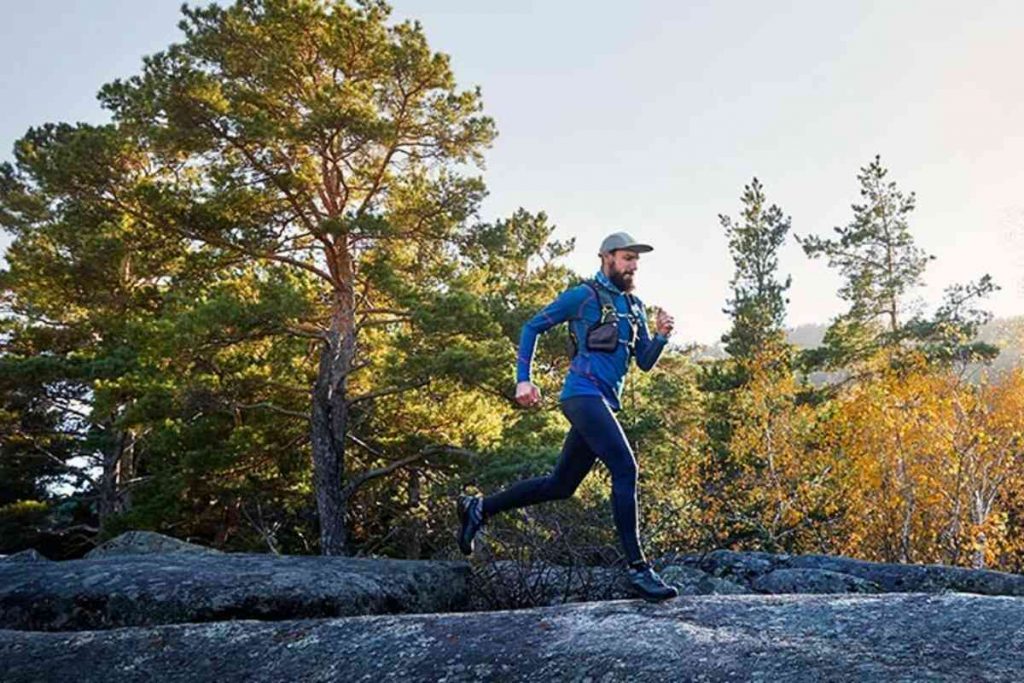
[559,396,645,565]
[481,425,597,518]
[560,396,677,601]
[457,423,596,555]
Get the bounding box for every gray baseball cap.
[599,231,654,255]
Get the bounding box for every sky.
[2,0,1022,346]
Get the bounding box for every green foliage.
[795,155,1000,380]
[798,156,931,328]
[796,156,932,369]
[0,500,50,552]
[899,275,1002,366]
[719,177,792,360]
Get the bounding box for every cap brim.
[621,243,653,253]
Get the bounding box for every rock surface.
[660,565,752,595]
[2,593,1022,682]
[672,549,1024,596]
[751,568,880,594]
[84,530,221,558]
[0,552,468,631]
[0,549,50,563]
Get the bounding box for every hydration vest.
[567,279,641,357]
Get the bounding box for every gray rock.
[0,549,49,563]
[666,549,1024,596]
[84,531,221,558]
[0,552,468,631]
[787,554,1024,595]
[660,565,752,595]
[2,593,1022,682]
[752,568,881,594]
[679,549,782,586]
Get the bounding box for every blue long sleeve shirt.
[516,270,668,411]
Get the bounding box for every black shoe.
[626,563,679,602]
[457,494,485,556]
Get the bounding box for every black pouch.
[586,319,619,352]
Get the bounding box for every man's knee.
[609,457,638,491]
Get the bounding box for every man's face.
[602,249,639,292]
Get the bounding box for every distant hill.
[683,315,1024,384]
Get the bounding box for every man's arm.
[633,298,669,372]
[516,285,589,384]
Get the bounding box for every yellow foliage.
[817,357,1023,567]
[699,346,1024,570]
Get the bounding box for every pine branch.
[346,378,430,406]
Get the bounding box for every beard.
[608,268,635,292]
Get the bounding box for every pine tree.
[719,177,793,362]
[796,155,999,376]
[0,123,188,545]
[796,156,932,371]
[98,0,497,554]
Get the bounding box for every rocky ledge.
[2,592,1022,682]
[0,550,469,631]
[3,532,1024,680]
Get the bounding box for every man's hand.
[654,307,675,338]
[515,381,542,407]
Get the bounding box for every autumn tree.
[714,343,842,552]
[821,354,1023,567]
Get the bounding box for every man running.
[457,231,679,602]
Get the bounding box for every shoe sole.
[628,584,679,602]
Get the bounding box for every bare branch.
[235,402,309,421]
[360,308,412,316]
[341,443,478,499]
[13,430,99,488]
[346,432,387,460]
[346,378,430,406]
[357,317,412,330]
[285,324,328,340]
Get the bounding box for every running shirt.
[515,270,668,411]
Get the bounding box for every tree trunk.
[116,431,136,511]
[972,532,987,570]
[98,443,117,530]
[406,468,422,559]
[98,423,135,532]
[897,456,914,564]
[971,492,990,569]
[311,284,357,556]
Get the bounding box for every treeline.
[1,0,1021,569]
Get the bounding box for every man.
[457,231,679,602]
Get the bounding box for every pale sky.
[2,1,1022,345]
